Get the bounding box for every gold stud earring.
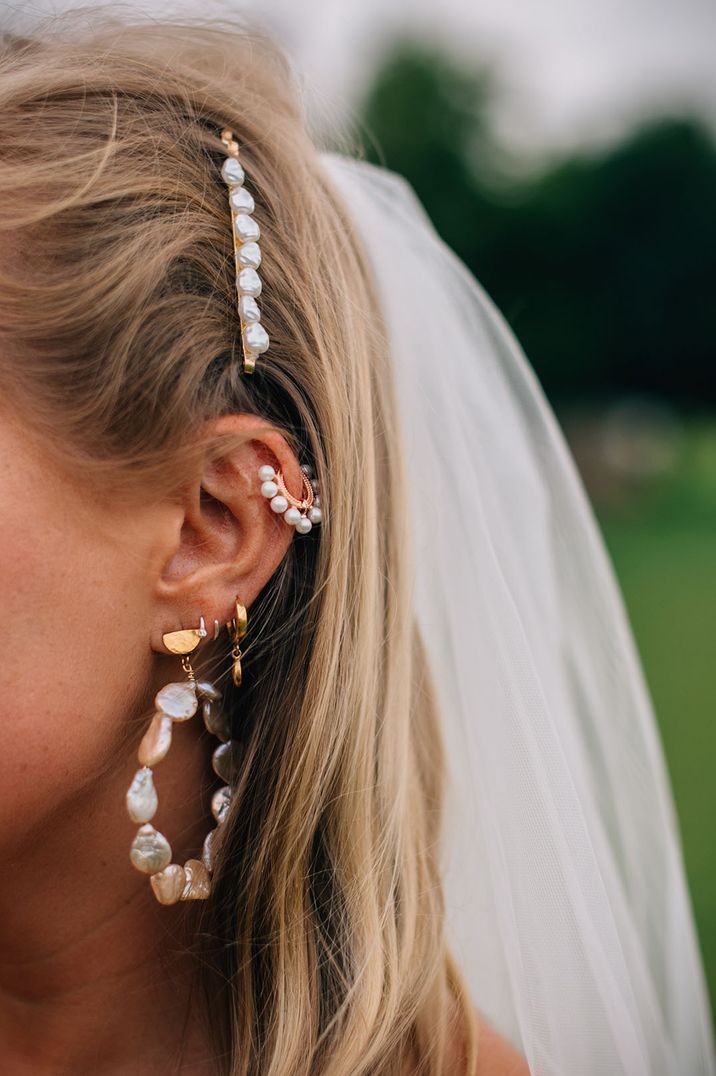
[162,615,207,679]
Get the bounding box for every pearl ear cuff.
[258,462,322,534]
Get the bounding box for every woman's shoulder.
[472,1012,531,1075]
[448,1005,531,1076]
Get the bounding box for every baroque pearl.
[130,824,172,875]
[180,858,211,900]
[202,828,216,872]
[202,699,231,743]
[138,712,173,766]
[150,863,186,905]
[243,322,269,355]
[221,157,245,186]
[196,680,221,701]
[234,213,260,242]
[295,516,313,535]
[283,506,302,526]
[239,295,260,322]
[155,681,197,721]
[270,494,288,514]
[212,741,241,783]
[261,479,278,499]
[237,268,261,297]
[237,241,261,269]
[126,766,158,823]
[258,464,276,481]
[211,785,232,824]
[229,186,254,213]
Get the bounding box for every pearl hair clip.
[258,462,323,535]
[219,126,268,374]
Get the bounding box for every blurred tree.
[358,41,716,408]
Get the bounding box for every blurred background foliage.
[359,41,716,407]
[353,39,716,1011]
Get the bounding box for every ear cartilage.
[257,463,322,535]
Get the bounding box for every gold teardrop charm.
[232,650,242,688]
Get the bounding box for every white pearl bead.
[261,480,278,498]
[137,712,173,766]
[258,464,276,481]
[229,186,254,213]
[237,268,262,297]
[243,322,269,355]
[295,516,313,535]
[155,681,198,721]
[211,785,232,824]
[221,158,245,186]
[237,241,261,269]
[149,863,186,905]
[270,494,288,513]
[234,213,260,242]
[130,824,172,874]
[126,767,158,824]
[202,828,216,872]
[308,506,322,524]
[284,506,302,526]
[239,295,260,322]
[180,858,211,900]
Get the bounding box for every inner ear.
[199,483,233,528]
[152,415,302,649]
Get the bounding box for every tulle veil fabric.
[319,151,716,1076]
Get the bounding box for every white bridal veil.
[320,152,716,1076]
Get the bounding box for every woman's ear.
[150,413,304,650]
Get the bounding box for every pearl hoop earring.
[126,604,246,904]
[258,462,322,534]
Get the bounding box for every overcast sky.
[7,0,716,155]
[253,0,716,154]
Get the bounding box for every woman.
[0,16,711,1076]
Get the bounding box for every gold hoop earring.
[226,597,248,687]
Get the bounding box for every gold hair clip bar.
[219,126,269,374]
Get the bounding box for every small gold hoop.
[227,598,248,687]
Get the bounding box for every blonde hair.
[0,16,478,1075]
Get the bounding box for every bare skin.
[0,409,298,1074]
[474,1016,531,1076]
[0,408,530,1075]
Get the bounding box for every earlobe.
[152,413,307,648]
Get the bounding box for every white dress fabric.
[320,151,716,1076]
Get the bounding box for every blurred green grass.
[594,419,716,1011]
